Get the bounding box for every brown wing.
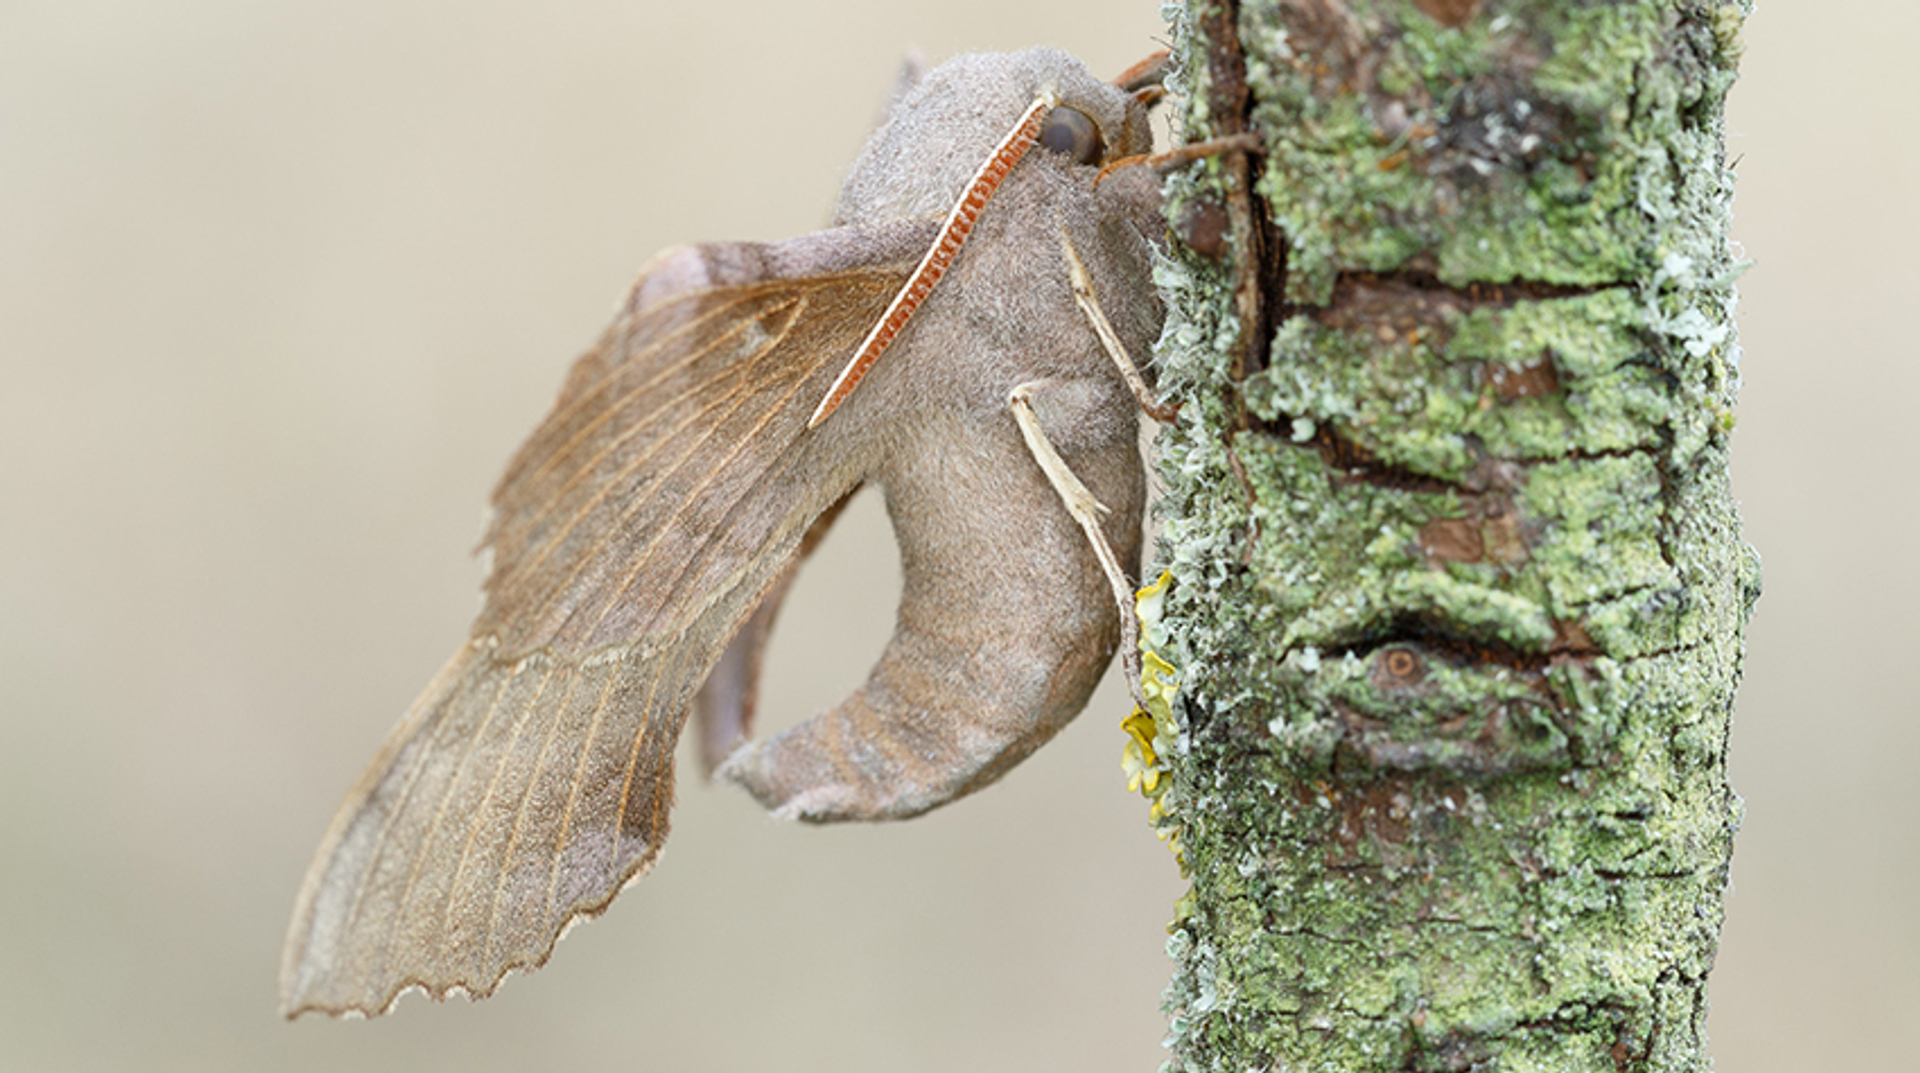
[280,218,939,1018]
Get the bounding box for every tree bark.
[1140,1,1757,1069]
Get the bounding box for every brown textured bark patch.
[1486,356,1562,399]
[1418,517,1486,563]
[1410,0,1484,28]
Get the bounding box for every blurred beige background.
[0,2,1906,1070]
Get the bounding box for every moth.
[281,46,1184,1018]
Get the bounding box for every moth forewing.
[281,228,932,1018]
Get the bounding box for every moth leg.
[1058,232,1179,424]
[693,487,858,775]
[1008,380,1146,710]
[1111,49,1171,100]
[1093,133,1265,190]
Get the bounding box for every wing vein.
[478,664,610,972]
[370,658,531,991]
[571,306,820,645]
[432,662,570,970]
[505,292,800,522]
[496,300,809,639]
[610,641,691,889]
[544,658,622,920]
[328,666,465,964]
[499,289,759,491]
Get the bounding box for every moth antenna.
[807,91,1056,429]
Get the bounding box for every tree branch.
[1144,1,1757,1068]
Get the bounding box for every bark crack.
[1323,612,1596,670]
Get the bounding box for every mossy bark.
[1142,1,1757,1069]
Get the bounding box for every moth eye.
[1037,106,1105,166]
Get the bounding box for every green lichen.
[1148,1,1754,1070]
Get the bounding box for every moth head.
[807,49,1167,428]
[833,48,1153,225]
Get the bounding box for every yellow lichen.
[1122,710,1162,794]
[1124,572,1187,884]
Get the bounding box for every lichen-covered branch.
[1142,0,1757,1068]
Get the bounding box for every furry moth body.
[281,47,1167,1018]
